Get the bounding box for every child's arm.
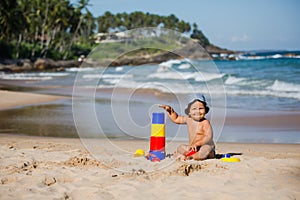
[159,105,186,124]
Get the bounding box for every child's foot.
[173,151,187,161]
[184,156,193,161]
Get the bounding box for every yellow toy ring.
[221,157,241,162]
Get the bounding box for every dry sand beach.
[1,135,300,200]
[0,90,300,199]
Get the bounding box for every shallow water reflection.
[0,101,78,137]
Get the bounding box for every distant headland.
[0,2,236,72]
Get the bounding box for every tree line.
[0,0,210,60]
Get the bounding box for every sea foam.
[268,80,300,92]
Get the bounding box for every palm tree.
[50,0,72,53]
[0,0,27,58]
[163,14,179,30]
[97,11,115,33]
[0,0,25,41]
[64,0,91,59]
[191,23,210,47]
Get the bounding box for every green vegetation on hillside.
[89,31,187,61]
[0,0,210,60]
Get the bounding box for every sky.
[72,0,300,51]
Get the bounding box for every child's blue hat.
[187,94,207,104]
[185,94,209,114]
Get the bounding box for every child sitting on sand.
[159,94,215,161]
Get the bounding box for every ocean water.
[0,51,300,143]
[2,52,299,110]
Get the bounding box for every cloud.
[231,34,250,42]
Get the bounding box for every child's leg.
[193,145,215,160]
[176,144,189,155]
[173,144,189,160]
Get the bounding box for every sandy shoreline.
[0,134,299,199]
[0,90,300,199]
[0,90,66,110]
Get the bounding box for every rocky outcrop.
[173,40,213,59]
[0,58,81,72]
[0,41,236,72]
[33,59,80,71]
[205,44,236,54]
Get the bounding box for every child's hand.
[159,105,173,115]
[189,144,197,152]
